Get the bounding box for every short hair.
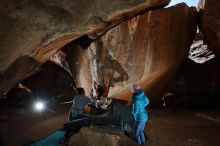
[131,83,141,93]
[77,87,85,95]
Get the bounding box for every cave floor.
[147,108,220,146]
[0,102,220,146]
[0,102,71,146]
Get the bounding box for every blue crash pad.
[30,130,65,146]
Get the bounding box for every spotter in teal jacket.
[132,90,149,121]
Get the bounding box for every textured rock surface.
[183,58,220,95]
[0,56,41,96]
[110,4,197,104]
[19,61,74,102]
[199,0,220,55]
[70,4,197,103]
[189,40,216,64]
[64,36,94,95]
[184,33,220,95]
[161,33,220,106]
[0,0,170,96]
[68,126,139,146]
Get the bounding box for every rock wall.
[0,0,170,96]
[20,61,74,102]
[64,36,94,95]
[185,32,219,95]
[73,4,197,103]
[184,58,220,95]
[199,0,220,56]
[0,56,41,96]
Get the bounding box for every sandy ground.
[0,102,71,146]
[147,108,220,146]
[0,101,220,146]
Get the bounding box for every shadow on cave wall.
[89,38,129,87]
[107,55,129,87]
[162,57,220,110]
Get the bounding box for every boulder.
[183,58,220,95]
[0,0,170,96]
[184,32,220,95]
[199,0,220,56]
[68,126,139,146]
[173,32,220,97]
[71,4,197,103]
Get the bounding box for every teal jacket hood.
[133,90,145,100]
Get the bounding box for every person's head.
[77,87,85,95]
[130,83,141,94]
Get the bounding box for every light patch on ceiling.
[188,40,216,64]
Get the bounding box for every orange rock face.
[199,0,220,56]
[0,0,171,96]
[73,4,197,103]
